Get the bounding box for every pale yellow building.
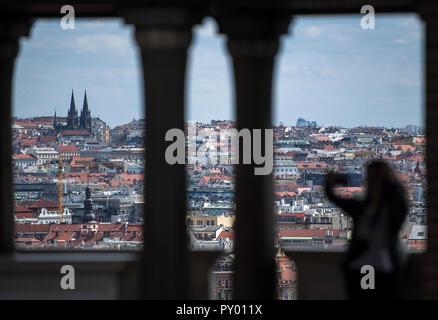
[187,214,235,228]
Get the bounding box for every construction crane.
[58,154,64,223]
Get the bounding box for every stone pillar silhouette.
[124,6,204,299]
[418,0,438,299]
[215,8,292,299]
[0,21,31,253]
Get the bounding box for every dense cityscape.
[12,91,426,300]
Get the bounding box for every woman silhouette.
[325,161,408,299]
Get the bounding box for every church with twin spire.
[54,90,92,132]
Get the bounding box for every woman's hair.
[365,160,401,204]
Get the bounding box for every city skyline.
[12,113,423,131]
[13,14,423,128]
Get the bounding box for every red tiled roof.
[296,187,312,194]
[109,232,125,240]
[56,145,79,152]
[95,223,126,232]
[72,236,88,245]
[29,200,59,210]
[275,191,297,197]
[277,256,296,282]
[110,173,144,187]
[126,224,143,232]
[333,187,364,193]
[393,144,416,153]
[14,223,50,233]
[314,135,331,142]
[61,130,91,136]
[296,162,329,170]
[277,212,305,217]
[65,171,107,184]
[39,135,58,143]
[15,237,43,245]
[216,230,235,241]
[83,233,104,245]
[70,157,96,166]
[47,231,76,242]
[14,205,32,213]
[48,224,81,232]
[14,122,38,128]
[198,175,232,185]
[15,212,36,219]
[13,153,35,160]
[19,138,38,146]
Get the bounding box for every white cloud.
[304,24,352,43]
[328,33,351,43]
[82,20,107,28]
[305,26,322,38]
[75,34,131,54]
[394,77,419,87]
[399,17,419,29]
[395,38,408,44]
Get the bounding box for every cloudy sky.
[13,13,424,128]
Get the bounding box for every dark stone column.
[418,0,438,299]
[0,22,31,253]
[215,10,291,299]
[123,7,204,299]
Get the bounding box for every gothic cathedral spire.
[80,90,92,131]
[83,90,89,114]
[69,89,76,113]
[67,89,79,129]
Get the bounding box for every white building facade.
[38,208,72,224]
